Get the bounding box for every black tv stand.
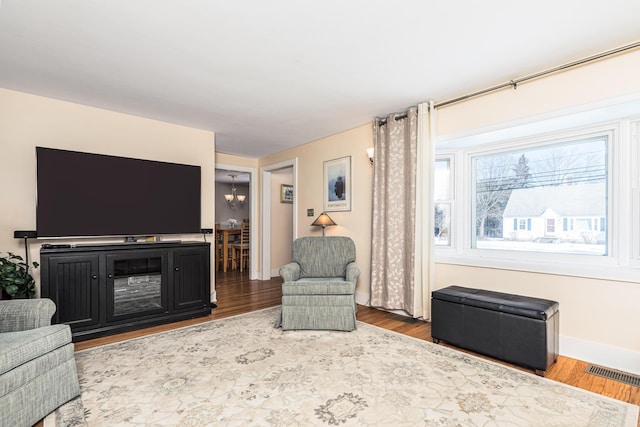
[40,241,211,341]
[73,240,182,248]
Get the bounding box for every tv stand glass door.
[106,251,169,322]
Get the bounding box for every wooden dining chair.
[214,223,224,271]
[231,222,250,272]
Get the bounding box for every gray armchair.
[278,236,360,331]
[0,299,80,427]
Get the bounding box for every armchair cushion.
[0,324,72,375]
[282,278,355,296]
[293,236,356,278]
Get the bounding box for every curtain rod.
[434,40,640,108]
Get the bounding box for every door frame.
[215,163,258,280]
[261,158,298,280]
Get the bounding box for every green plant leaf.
[1,251,38,298]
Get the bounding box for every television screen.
[36,147,201,237]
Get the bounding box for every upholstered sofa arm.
[0,298,56,333]
[279,262,301,282]
[345,262,360,284]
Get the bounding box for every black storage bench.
[431,285,559,376]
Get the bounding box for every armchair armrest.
[346,262,360,284]
[0,298,56,332]
[279,262,301,282]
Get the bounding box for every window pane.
[434,203,450,246]
[473,137,607,255]
[434,159,450,201]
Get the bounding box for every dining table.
[217,226,241,272]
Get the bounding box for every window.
[471,136,607,255]
[434,158,452,246]
[433,107,640,280]
[546,219,555,233]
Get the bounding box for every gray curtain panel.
[370,106,418,314]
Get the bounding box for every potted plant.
[0,252,38,299]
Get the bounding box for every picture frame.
[280,184,293,204]
[323,156,351,211]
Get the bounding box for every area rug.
[47,307,639,426]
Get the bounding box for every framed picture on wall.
[281,184,293,203]
[323,156,351,211]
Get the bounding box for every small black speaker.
[14,230,37,239]
[200,228,213,234]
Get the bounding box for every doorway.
[261,159,297,280]
[214,165,258,283]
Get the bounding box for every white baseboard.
[560,335,640,376]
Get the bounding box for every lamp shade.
[311,212,336,236]
[311,212,337,227]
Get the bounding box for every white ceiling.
[2,1,640,158]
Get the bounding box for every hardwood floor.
[74,269,640,424]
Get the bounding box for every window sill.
[434,252,640,284]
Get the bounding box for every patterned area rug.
[47,307,639,426]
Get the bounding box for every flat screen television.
[36,147,201,238]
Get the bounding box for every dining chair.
[231,222,250,272]
[214,223,224,271]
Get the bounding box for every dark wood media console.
[40,241,211,341]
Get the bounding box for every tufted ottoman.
[431,285,559,376]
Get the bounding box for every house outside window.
[472,136,607,255]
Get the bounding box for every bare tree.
[475,153,515,239]
[473,139,606,241]
[511,154,531,188]
[434,203,450,242]
[527,140,606,187]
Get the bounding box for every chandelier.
[224,174,246,208]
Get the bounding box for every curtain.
[370,103,434,319]
[412,102,435,319]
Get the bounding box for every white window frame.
[435,112,640,282]
[434,155,455,247]
[631,119,640,264]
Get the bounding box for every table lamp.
[311,212,336,236]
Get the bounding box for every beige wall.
[434,49,640,373]
[215,152,259,168]
[0,88,215,295]
[437,49,640,136]
[261,125,374,302]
